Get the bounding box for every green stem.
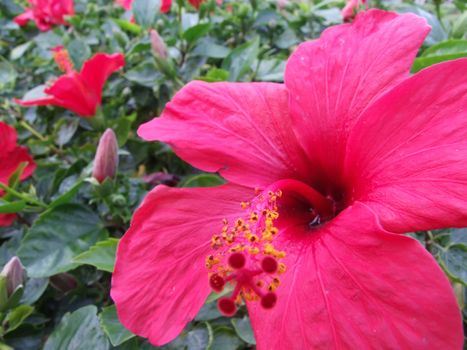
[20,121,46,141]
[0,183,48,209]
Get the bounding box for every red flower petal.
[0,214,16,227]
[285,10,429,192]
[345,59,467,232]
[80,53,125,107]
[138,82,310,188]
[0,122,17,153]
[111,184,254,345]
[13,9,34,27]
[248,202,462,349]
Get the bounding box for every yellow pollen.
[278,262,287,274]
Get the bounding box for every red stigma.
[261,256,278,273]
[218,297,237,316]
[261,292,277,309]
[209,273,225,292]
[228,253,246,269]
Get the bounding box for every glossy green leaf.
[44,305,109,350]
[231,316,256,345]
[0,200,26,214]
[179,174,224,188]
[3,304,34,334]
[222,37,260,81]
[18,204,108,278]
[440,244,467,286]
[132,0,160,29]
[183,23,212,44]
[412,40,467,72]
[73,238,119,272]
[99,305,135,346]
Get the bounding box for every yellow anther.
[278,263,287,274]
[248,234,259,243]
[248,247,260,255]
[222,218,228,225]
[249,212,259,222]
[240,201,250,209]
[235,219,244,227]
[230,244,245,253]
[205,255,220,268]
[211,235,222,249]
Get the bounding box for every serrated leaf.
[18,204,108,278]
[44,305,109,350]
[99,305,135,346]
[73,238,119,272]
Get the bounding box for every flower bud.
[92,129,119,183]
[50,273,78,293]
[1,257,25,296]
[150,29,168,59]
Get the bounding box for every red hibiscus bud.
[150,29,168,59]
[50,273,78,293]
[1,257,25,296]
[92,129,119,183]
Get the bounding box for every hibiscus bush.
[0,0,466,349]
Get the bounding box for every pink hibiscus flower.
[14,0,74,32]
[14,47,125,118]
[0,122,36,227]
[111,10,466,349]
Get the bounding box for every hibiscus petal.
[111,184,254,346]
[138,82,310,188]
[80,53,125,105]
[248,202,462,350]
[0,214,16,227]
[345,59,467,232]
[285,9,430,193]
[13,9,34,26]
[0,122,17,153]
[0,147,36,185]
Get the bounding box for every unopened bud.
[50,273,78,293]
[93,129,119,183]
[150,29,168,59]
[1,257,25,296]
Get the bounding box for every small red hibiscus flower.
[14,47,125,118]
[14,0,74,32]
[111,10,466,349]
[115,0,172,13]
[0,122,36,227]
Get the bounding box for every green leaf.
[440,244,467,286]
[222,37,260,81]
[231,316,256,345]
[112,18,143,35]
[54,118,79,147]
[183,23,212,44]
[179,174,224,188]
[210,327,244,350]
[3,304,34,334]
[66,39,91,70]
[73,238,119,272]
[452,12,467,38]
[168,324,211,350]
[132,0,160,29]
[197,68,229,82]
[99,305,135,346]
[49,180,84,209]
[0,56,17,91]
[115,113,137,146]
[412,40,467,72]
[0,200,26,214]
[10,42,32,60]
[18,204,108,278]
[44,305,109,350]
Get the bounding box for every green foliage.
[0,0,465,348]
